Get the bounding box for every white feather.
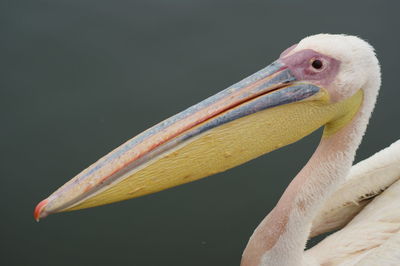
[311,139,400,237]
[305,140,400,265]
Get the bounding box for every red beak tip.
[34,199,49,222]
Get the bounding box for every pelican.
[34,34,400,265]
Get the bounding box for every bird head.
[282,34,380,102]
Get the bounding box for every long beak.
[34,59,362,221]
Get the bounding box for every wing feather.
[310,140,400,237]
[354,233,400,265]
[306,178,400,265]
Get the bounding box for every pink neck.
[241,111,368,266]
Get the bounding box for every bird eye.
[311,59,323,70]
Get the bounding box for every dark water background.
[2,1,399,265]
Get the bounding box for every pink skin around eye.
[280,49,341,88]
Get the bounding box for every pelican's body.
[35,34,400,265]
[308,144,400,265]
[293,140,400,266]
